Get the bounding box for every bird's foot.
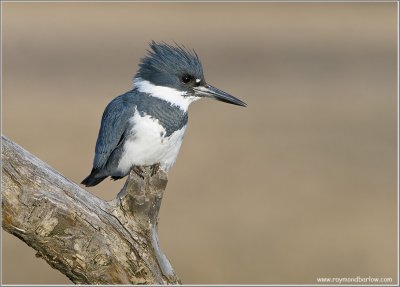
[150,163,161,176]
[132,166,145,179]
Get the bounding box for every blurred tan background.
[1,2,398,285]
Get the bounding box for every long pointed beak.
[193,84,247,107]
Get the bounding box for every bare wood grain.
[1,135,180,284]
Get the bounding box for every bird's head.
[134,41,247,109]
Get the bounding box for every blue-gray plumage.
[82,41,246,187]
[93,91,188,171]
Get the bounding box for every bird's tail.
[81,169,107,187]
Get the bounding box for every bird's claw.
[132,164,160,179]
[151,163,160,176]
[132,166,145,179]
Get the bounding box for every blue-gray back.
[93,90,188,169]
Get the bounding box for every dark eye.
[182,74,192,84]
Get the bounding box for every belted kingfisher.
[82,41,246,187]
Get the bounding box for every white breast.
[116,111,186,175]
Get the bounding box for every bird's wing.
[93,92,136,169]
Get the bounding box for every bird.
[81,41,247,187]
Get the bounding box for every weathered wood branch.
[1,135,181,284]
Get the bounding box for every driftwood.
[1,135,181,284]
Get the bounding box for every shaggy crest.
[135,41,204,87]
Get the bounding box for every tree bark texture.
[1,135,181,284]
